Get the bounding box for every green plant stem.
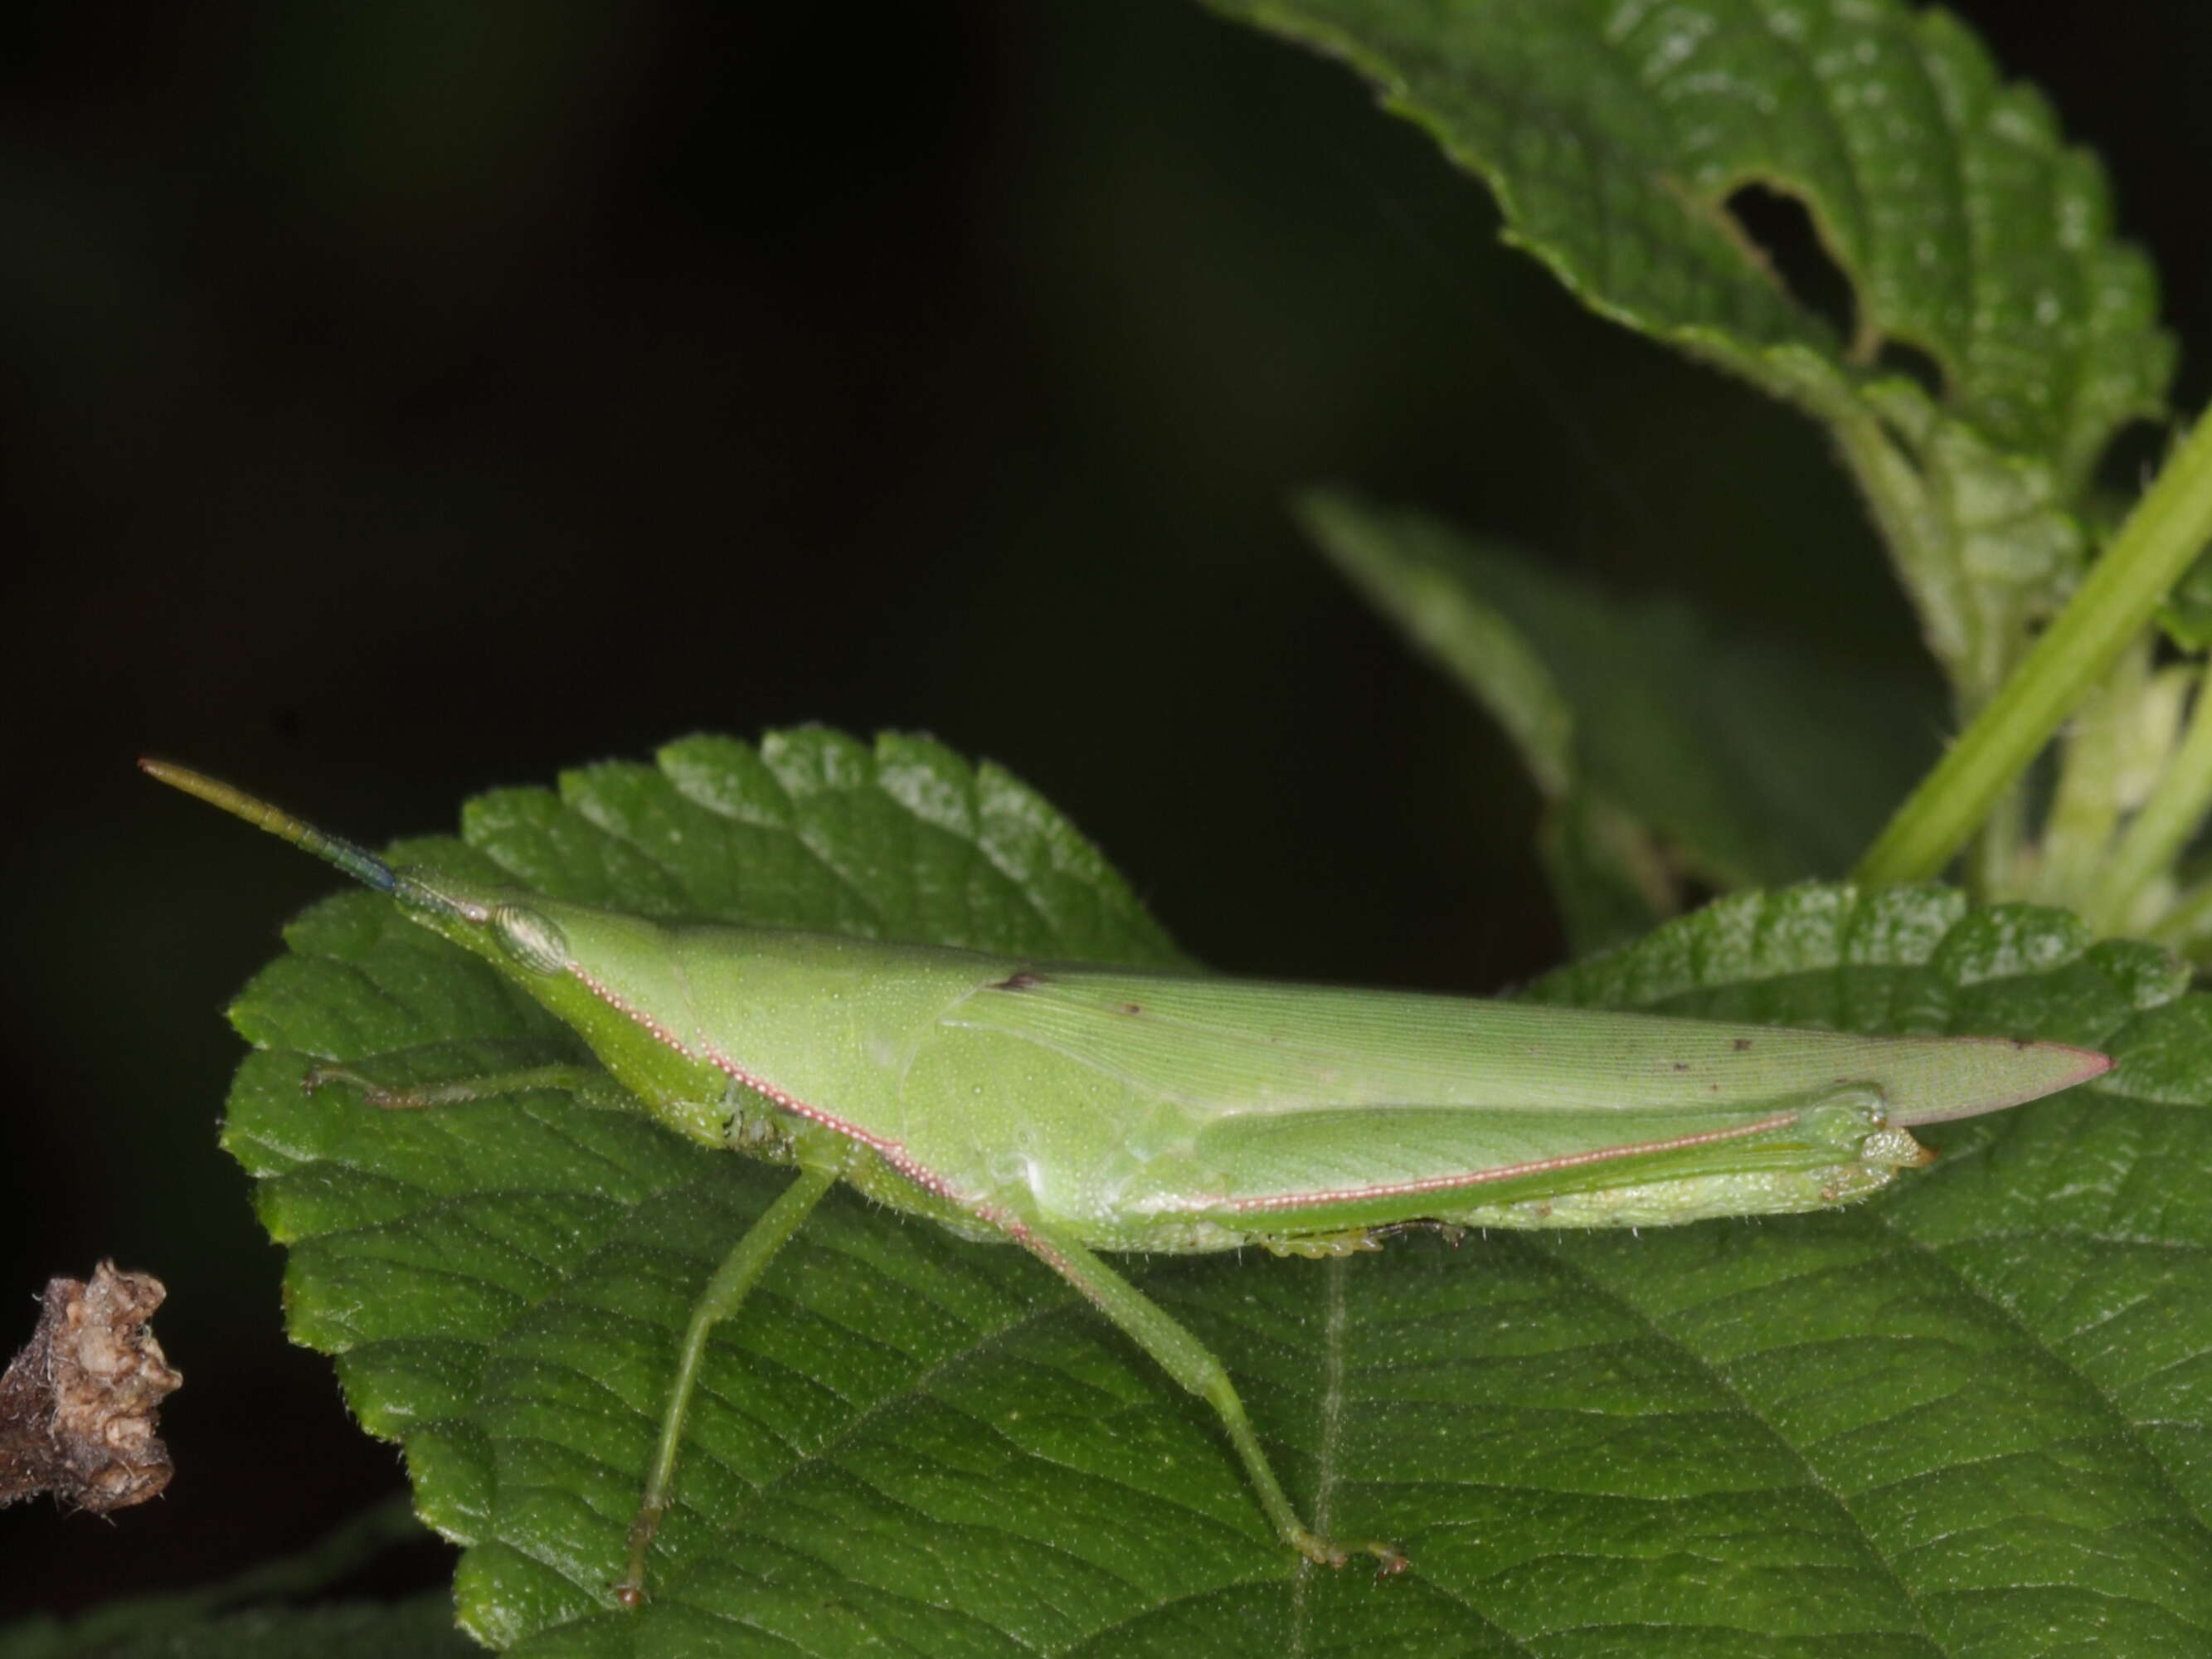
[1830,410,1969,691]
[2150,878,2212,951]
[2031,644,2149,907]
[1970,784,2027,898]
[1855,411,2212,885]
[2084,669,2212,932]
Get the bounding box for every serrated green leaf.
[1204,0,2170,475]
[218,737,2212,1654]
[1208,0,2174,704]
[1305,489,1937,946]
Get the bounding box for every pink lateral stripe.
[1213,1109,1802,1214]
[565,961,968,1203]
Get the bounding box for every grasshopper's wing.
[936,969,2105,1229]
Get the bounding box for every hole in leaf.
[1723,184,1856,347]
[1873,338,1946,401]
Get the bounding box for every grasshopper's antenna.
[139,759,402,896]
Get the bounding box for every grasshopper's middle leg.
[612,1160,842,1608]
[311,1054,846,1604]
[1009,1219,1407,1574]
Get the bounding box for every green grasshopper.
[143,759,2111,1602]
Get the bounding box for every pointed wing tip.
[2061,1041,2116,1080]
[1893,1037,2113,1127]
[2021,1039,2114,1093]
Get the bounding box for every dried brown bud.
[0,1262,181,1513]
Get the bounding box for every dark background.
[5,0,2205,1618]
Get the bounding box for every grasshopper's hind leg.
[612,1161,841,1608]
[1010,1219,1407,1574]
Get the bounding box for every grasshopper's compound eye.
[492,904,569,975]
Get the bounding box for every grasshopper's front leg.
[1010,1219,1407,1574]
[304,1060,627,1110]
[299,1039,635,1112]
